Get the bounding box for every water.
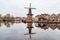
[0,23,60,40]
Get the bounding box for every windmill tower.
[25,3,36,28]
[25,3,36,39]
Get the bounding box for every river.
[0,23,60,40]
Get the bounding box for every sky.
[0,0,60,17]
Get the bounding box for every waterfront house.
[34,15,40,27]
[57,14,60,22]
[14,17,22,23]
[49,13,58,22]
[35,15,40,21]
[40,14,50,19]
[39,14,49,22]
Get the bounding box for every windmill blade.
[24,33,36,40]
[24,33,36,35]
[24,7,29,9]
[31,8,36,9]
[29,3,31,8]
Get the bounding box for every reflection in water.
[24,23,36,40]
[0,23,60,40]
[0,14,15,27]
[38,23,49,30]
[24,27,33,40]
[49,24,57,30]
[58,24,60,30]
[1,18,60,40]
[36,23,60,30]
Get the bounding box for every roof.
[40,16,46,18]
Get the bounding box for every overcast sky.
[0,0,60,17]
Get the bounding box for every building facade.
[49,13,58,21]
[57,14,60,22]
